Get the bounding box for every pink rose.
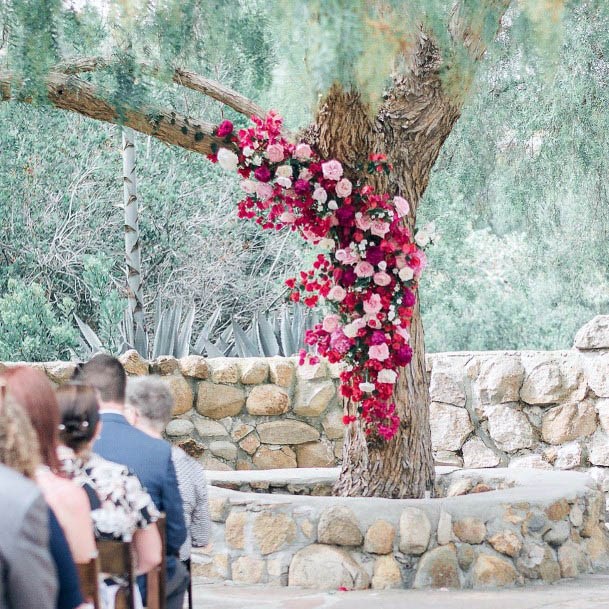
[313,186,328,203]
[216,120,233,137]
[299,168,313,181]
[241,179,256,194]
[327,285,346,301]
[266,144,285,163]
[366,315,381,329]
[335,178,352,198]
[408,250,428,277]
[276,176,292,189]
[276,165,293,178]
[355,261,374,278]
[395,255,407,269]
[330,329,351,354]
[322,314,341,333]
[363,293,383,315]
[395,325,410,341]
[369,343,390,361]
[355,214,373,231]
[378,369,398,384]
[322,159,343,181]
[370,220,390,237]
[255,182,274,200]
[373,271,391,286]
[280,211,296,223]
[335,248,359,265]
[294,143,313,160]
[393,196,410,218]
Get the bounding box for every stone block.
[196,382,245,419]
[543,521,570,547]
[429,357,466,406]
[587,431,609,466]
[246,384,290,416]
[488,531,522,557]
[163,375,194,415]
[295,441,335,468]
[472,555,517,588]
[252,446,297,469]
[541,400,596,445]
[178,355,209,379]
[476,355,524,405]
[372,555,402,589]
[257,420,320,445]
[545,499,570,522]
[297,360,327,380]
[231,423,254,442]
[554,442,583,469]
[322,409,345,440]
[520,353,585,405]
[209,441,237,461]
[192,416,229,438]
[364,520,395,554]
[399,508,431,555]
[44,361,77,384]
[413,545,460,589]
[232,556,265,584]
[208,497,228,522]
[437,511,453,546]
[485,403,534,452]
[201,454,232,471]
[508,454,552,470]
[574,316,609,350]
[453,518,486,544]
[583,352,609,397]
[558,541,591,577]
[429,402,473,451]
[516,541,560,582]
[434,451,464,467]
[151,355,179,375]
[288,544,369,590]
[225,511,247,549]
[208,358,240,384]
[119,349,149,376]
[239,358,269,384]
[239,433,261,455]
[293,380,336,416]
[165,418,194,437]
[456,543,476,570]
[318,506,363,546]
[462,438,501,468]
[269,358,295,387]
[253,512,297,555]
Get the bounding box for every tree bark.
[122,127,146,338]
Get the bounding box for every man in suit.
[74,354,188,609]
[0,464,57,609]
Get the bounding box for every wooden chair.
[97,539,137,609]
[145,515,167,609]
[77,556,101,609]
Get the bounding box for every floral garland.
[208,111,436,442]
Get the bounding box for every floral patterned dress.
[59,447,159,541]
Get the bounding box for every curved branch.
[56,56,266,120]
[0,71,235,156]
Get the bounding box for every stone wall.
[194,468,609,589]
[5,316,609,483]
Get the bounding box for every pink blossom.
[335,178,352,198]
[393,196,410,218]
[299,168,313,181]
[313,187,328,203]
[373,271,391,286]
[369,343,390,361]
[355,214,373,231]
[276,165,293,178]
[366,316,381,329]
[343,317,367,337]
[355,261,374,278]
[322,159,343,181]
[335,248,359,265]
[241,179,257,194]
[327,285,346,301]
[255,182,274,200]
[276,176,292,189]
[280,211,296,223]
[330,329,351,354]
[370,220,390,237]
[394,255,407,269]
[266,144,285,163]
[363,293,383,315]
[408,250,428,277]
[378,369,398,384]
[398,266,414,281]
[322,314,341,333]
[294,143,313,160]
[395,325,410,341]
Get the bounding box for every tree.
[0,0,564,497]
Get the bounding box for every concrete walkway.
[192,574,609,609]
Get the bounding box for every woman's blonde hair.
[0,391,40,479]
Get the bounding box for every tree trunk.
[122,127,146,336]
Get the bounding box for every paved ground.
[192,574,609,609]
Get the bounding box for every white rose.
[276,176,292,189]
[358,382,375,393]
[415,230,430,247]
[318,238,335,250]
[217,148,239,172]
[377,369,398,384]
[327,200,338,210]
[313,187,328,203]
[399,267,414,281]
[276,165,293,178]
[243,146,254,157]
[378,261,387,271]
[343,323,359,338]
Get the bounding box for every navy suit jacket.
[94,413,187,568]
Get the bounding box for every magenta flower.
[365,246,384,265]
[294,179,311,196]
[254,165,272,182]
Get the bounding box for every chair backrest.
[97,539,136,609]
[146,515,167,609]
[77,556,100,609]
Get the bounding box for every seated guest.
[56,383,162,575]
[0,389,82,609]
[73,354,188,609]
[0,366,96,565]
[126,377,211,566]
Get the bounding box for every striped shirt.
[171,446,211,561]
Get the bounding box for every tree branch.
[0,71,235,156]
[56,56,266,120]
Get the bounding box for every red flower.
[216,120,234,138]
[254,165,272,182]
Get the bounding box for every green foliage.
[0,279,78,361]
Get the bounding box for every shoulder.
[0,465,41,521]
